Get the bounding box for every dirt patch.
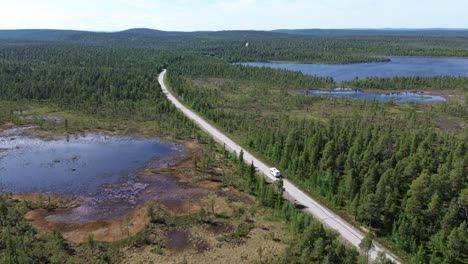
[0,126,37,137]
[11,193,74,206]
[138,174,207,215]
[0,122,16,130]
[152,140,202,182]
[184,140,201,152]
[193,78,232,86]
[166,229,190,250]
[122,222,289,264]
[425,90,465,104]
[166,202,203,216]
[208,78,231,85]
[21,115,65,124]
[25,204,150,243]
[239,196,256,205]
[436,118,463,131]
[216,187,256,205]
[194,238,211,253]
[198,180,222,190]
[207,222,234,234]
[23,173,209,242]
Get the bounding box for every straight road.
[159,69,400,263]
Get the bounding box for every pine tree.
[359,232,375,264]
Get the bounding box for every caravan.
[269,167,281,178]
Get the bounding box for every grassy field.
[188,77,467,132]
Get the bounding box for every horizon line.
[1,27,468,33]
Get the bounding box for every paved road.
[159,69,400,263]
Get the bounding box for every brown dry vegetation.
[19,140,205,242]
[11,193,73,205]
[122,203,290,264]
[122,224,288,264]
[9,191,152,243]
[120,187,291,263]
[191,78,467,133]
[25,204,151,243]
[2,122,297,263]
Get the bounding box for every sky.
[0,0,467,31]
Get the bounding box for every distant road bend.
[158,69,400,263]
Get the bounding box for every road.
[159,69,400,263]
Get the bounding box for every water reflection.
[299,88,446,102]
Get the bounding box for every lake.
[299,88,446,103]
[239,57,468,82]
[0,132,183,196]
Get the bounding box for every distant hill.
[273,29,468,36]
[0,29,88,41]
[116,28,189,37]
[0,28,182,41]
[1,28,468,44]
[0,28,290,43]
[119,28,169,35]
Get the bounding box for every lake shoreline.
[239,57,468,82]
[0,127,217,242]
[296,88,446,103]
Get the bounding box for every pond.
[0,131,183,196]
[239,57,468,82]
[299,88,446,103]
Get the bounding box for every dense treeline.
[246,116,467,263]
[0,43,174,67]
[173,56,333,86]
[168,58,467,124]
[185,34,468,64]
[274,29,468,37]
[0,61,171,113]
[0,46,202,141]
[0,43,364,263]
[225,145,361,263]
[0,136,362,264]
[3,30,468,64]
[344,76,468,92]
[1,31,468,263]
[0,45,181,123]
[167,60,468,263]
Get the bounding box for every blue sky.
[1,0,467,31]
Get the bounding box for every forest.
[0,30,467,263]
[166,58,467,263]
[3,28,468,64]
[0,132,361,264]
[0,41,363,263]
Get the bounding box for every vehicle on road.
[269,167,281,178]
[159,70,400,263]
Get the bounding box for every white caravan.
[269,167,281,178]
